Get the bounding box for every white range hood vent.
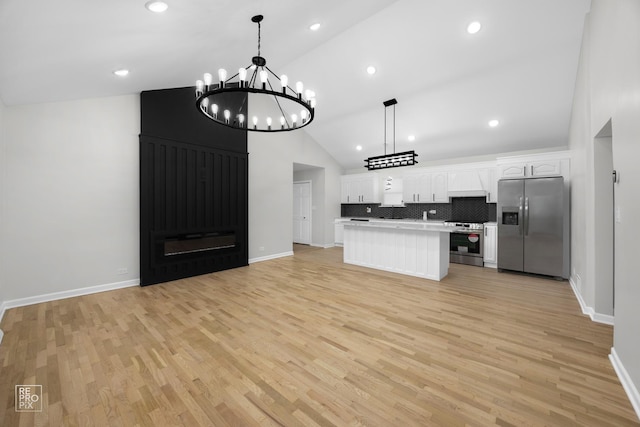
[380,192,405,207]
[380,176,405,207]
[447,170,487,198]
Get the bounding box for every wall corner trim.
[0,329,3,346]
[610,348,640,421]
[0,279,140,317]
[569,276,614,325]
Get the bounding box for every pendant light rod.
[365,98,417,171]
[383,98,397,155]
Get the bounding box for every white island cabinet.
[343,220,453,281]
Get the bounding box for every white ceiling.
[0,0,591,171]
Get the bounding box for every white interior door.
[293,181,311,244]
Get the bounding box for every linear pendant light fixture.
[365,98,418,170]
[195,15,316,132]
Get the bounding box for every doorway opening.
[593,119,615,318]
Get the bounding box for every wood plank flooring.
[1,246,638,426]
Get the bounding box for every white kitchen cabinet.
[341,173,380,203]
[403,172,431,203]
[403,171,448,203]
[499,158,564,178]
[483,223,497,268]
[334,221,345,246]
[432,172,448,202]
[478,167,498,203]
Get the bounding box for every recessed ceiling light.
[467,21,482,34]
[489,119,500,127]
[366,66,376,75]
[356,145,363,151]
[309,23,321,31]
[113,69,129,77]
[408,135,416,142]
[145,1,168,13]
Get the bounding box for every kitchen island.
[342,219,454,281]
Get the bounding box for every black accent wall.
[140,87,248,286]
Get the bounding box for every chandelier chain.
[257,20,261,57]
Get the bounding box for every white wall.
[0,98,6,321]
[2,95,140,303]
[248,131,342,261]
[569,0,640,416]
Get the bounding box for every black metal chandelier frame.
[365,98,418,170]
[195,15,315,132]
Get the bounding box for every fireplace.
[161,231,236,257]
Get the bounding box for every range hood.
[447,170,487,198]
[379,192,405,207]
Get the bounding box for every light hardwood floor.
[1,246,638,426]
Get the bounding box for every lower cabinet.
[483,223,497,268]
[334,221,345,246]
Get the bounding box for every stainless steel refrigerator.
[497,177,569,278]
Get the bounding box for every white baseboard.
[311,243,335,249]
[249,251,294,264]
[569,276,614,325]
[0,279,139,320]
[610,347,640,421]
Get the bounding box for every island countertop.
[342,218,453,281]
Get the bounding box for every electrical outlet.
[117,267,128,275]
[366,206,371,213]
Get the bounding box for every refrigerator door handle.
[524,196,530,236]
[518,197,524,236]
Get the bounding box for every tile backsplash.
[341,197,496,222]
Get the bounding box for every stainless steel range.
[444,221,484,267]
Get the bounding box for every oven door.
[450,231,483,258]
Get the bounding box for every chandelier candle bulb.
[218,69,227,87]
[266,117,272,130]
[280,75,288,93]
[301,110,308,124]
[212,104,218,118]
[260,70,268,89]
[253,116,258,129]
[224,109,230,123]
[203,73,213,89]
[296,82,304,98]
[238,68,247,87]
[196,80,204,96]
[238,114,245,127]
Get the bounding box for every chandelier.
[195,15,316,132]
[365,98,418,170]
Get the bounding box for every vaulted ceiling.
[0,0,591,170]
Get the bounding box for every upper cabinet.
[339,151,569,206]
[497,152,570,180]
[403,171,448,203]
[341,173,380,204]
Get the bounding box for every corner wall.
[2,95,140,304]
[248,130,342,262]
[569,0,640,417]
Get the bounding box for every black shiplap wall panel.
[140,87,248,286]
